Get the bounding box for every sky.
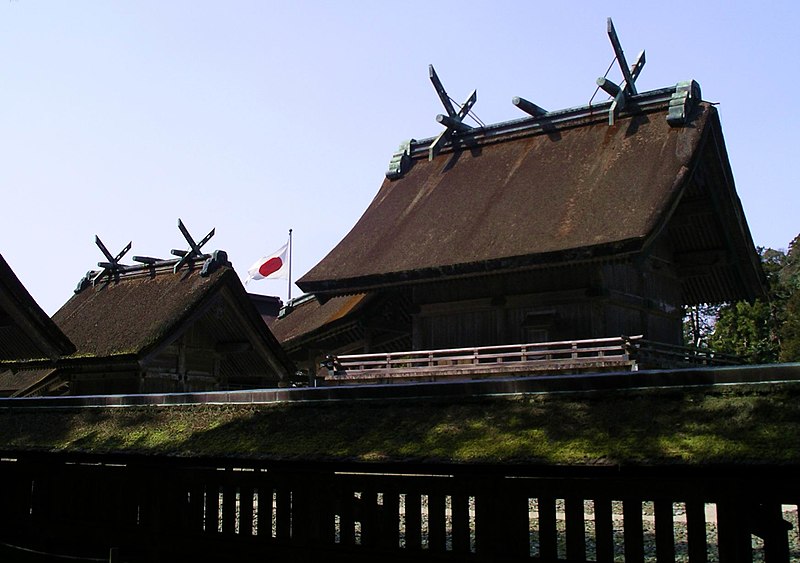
[1,1,798,315]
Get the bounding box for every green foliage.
[705,234,800,364]
[710,300,779,363]
[683,304,720,348]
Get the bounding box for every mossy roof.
[1,380,799,466]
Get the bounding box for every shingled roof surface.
[0,254,75,361]
[299,103,714,293]
[269,293,370,346]
[53,266,228,358]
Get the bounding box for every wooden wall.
[411,254,684,351]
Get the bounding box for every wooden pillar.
[686,500,708,563]
[717,499,753,563]
[474,481,530,559]
[565,496,586,561]
[623,499,645,563]
[593,497,615,562]
[654,499,676,562]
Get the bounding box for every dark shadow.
[625,112,650,137]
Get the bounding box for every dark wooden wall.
[411,253,684,351]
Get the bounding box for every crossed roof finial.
[428,65,478,161]
[596,18,646,126]
[171,219,215,273]
[92,236,132,286]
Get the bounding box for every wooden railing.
[327,337,640,383]
[324,336,741,383]
[0,453,796,562]
[631,339,740,368]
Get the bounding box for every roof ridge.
[387,81,701,179]
[73,250,232,294]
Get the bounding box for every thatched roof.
[52,261,295,379]
[269,293,371,349]
[299,91,764,306]
[0,254,75,362]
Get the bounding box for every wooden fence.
[0,453,796,562]
[326,336,738,383]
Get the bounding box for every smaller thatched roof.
[52,259,294,380]
[0,254,75,362]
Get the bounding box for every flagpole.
[287,228,293,302]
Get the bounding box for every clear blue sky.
[1,1,798,314]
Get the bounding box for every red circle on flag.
[259,257,283,277]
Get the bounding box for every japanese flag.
[245,243,288,284]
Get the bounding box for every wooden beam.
[512,96,547,117]
[436,114,472,133]
[428,64,456,117]
[607,18,636,95]
[596,77,621,98]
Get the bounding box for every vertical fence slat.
[360,490,378,548]
[654,499,675,563]
[761,501,791,563]
[239,485,254,537]
[623,499,645,563]
[451,492,470,554]
[405,492,422,550]
[380,490,400,550]
[565,496,586,560]
[594,498,614,562]
[338,486,355,546]
[275,487,291,540]
[538,496,558,560]
[427,492,446,552]
[717,499,753,563]
[686,500,708,563]
[204,482,219,535]
[221,483,236,535]
[476,486,529,558]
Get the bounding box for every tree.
[709,299,780,363]
[778,235,800,361]
[683,304,719,348]
[706,234,800,364]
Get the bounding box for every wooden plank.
[221,483,236,535]
[428,492,446,552]
[239,485,254,537]
[762,501,791,563]
[607,18,637,95]
[716,499,753,563]
[380,490,401,550]
[428,64,456,117]
[254,484,274,541]
[451,492,470,554]
[686,500,708,563]
[360,490,378,548]
[404,492,422,550]
[338,485,355,546]
[654,499,675,562]
[275,486,291,540]
[538,496,558,560]
[623,499,645,563]
[565,496,586,561]
[204,482,219,534]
